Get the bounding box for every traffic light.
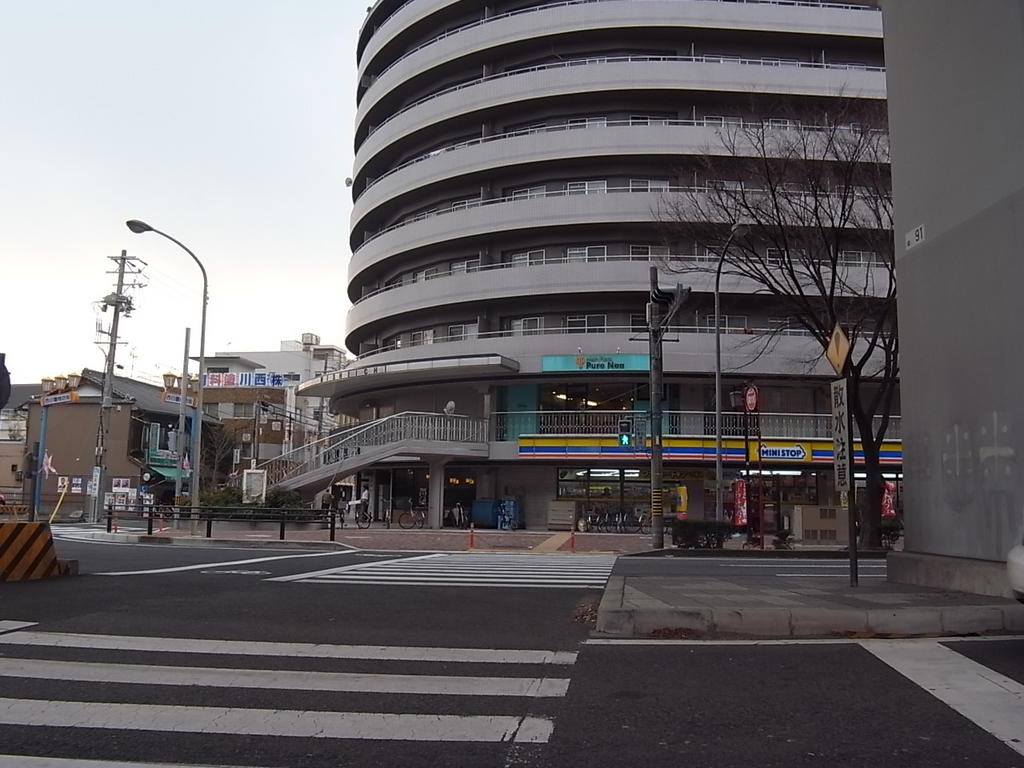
[618,418,633,446]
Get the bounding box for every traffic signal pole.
[649,283,665,548]
[648,267,692,549]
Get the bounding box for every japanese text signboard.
[831,379,851,493]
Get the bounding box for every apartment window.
[630,314,648,332]
[510,185,546,200]
[766,248,784,265]
[704,115,742,127]
[567,116,607,128]
[705,54,741,64]
[384,275,403,289]
[768,118,799,130]
[631,179,671,193]
[804,529,819,540]
[448,323,479,341]
[508,317,542,336]
[450,258,480,274]
[411,329,435,346]
[840,249,880,266]
[233,402,254,418]
[630,114,670,126]
[413,267,438,283]
[566,180,607,195]
[630,244,670,258]
[566,314,606,333]
[820,508,837,520]
[450,196,481,212]
[705,314,748,331]
[509,249,545,267]
[819,529,838,541]
[566,245,607,262]
[206,366,229,374]
[203,403,220,418]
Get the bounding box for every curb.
[626,548,889,560]
[595,602,1024,638]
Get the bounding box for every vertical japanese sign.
[733,479,748,526]
[831,379,851,493]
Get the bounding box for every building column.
[427,459,449,529]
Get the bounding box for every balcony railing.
[356,323,815,361]
[490,410,901,441]
[259,411,488,485]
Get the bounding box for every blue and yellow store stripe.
[518,435,902,465]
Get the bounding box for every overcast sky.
[1,1,367,386]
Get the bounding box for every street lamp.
[127,220,208,514]
[714,223,748,522]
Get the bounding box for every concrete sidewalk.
[596,564,1024,639]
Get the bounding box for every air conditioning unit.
[242,432,252,443]
[271,421,282,432]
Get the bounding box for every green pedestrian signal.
[618,418,633,447]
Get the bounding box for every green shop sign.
[541,354,650,372]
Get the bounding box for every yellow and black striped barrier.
[0,522,77,582]
[1,504,29,522]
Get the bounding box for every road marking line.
[776,574,887,578]
[303,579,606,588]
[587,636,1024,646]
[0,631,577,665]
[267,553,444,582]
[863,640,1024,757]
[96,550,348,576]
[0,657,570,697]
[0,621,37,635]
[0,698,555,743]
[722,563,885,568]
[0,756,255,768]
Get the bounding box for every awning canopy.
[149,466,191,482]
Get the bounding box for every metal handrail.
[353,249,886,306]
[359,117,886,199]
[357,182,883,249]
[259,411,488,485]
[364,52,884,141]
[354,323,816,362]
[362,0,881,77]
[490,409,901,441]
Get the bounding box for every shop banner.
[881,481,897,517]
[733,479,747,526]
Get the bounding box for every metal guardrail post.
[205,511,212,538]
[147,512,153,536]
[105,507,112,533]
[329,510,336,542]
[279,513,286,541]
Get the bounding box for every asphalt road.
[0,538,1020,768]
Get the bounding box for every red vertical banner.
[733,479,747,526]
[881,481,897,517]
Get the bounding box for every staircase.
[258,412,489,493]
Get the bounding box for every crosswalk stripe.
[0,630,577,664]
[0,657,570,697]
[0,698,554,743]
[273,552,617,588]
[863,640,1024,757]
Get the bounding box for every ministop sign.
[744,385,759,413]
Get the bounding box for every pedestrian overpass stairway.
[258,412,489,493]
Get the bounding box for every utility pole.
[91,251,142,523]
[174,328,191,505]
[648,267,691,549]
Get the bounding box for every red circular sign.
[744,385,759,413]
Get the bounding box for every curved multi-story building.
[296,0,897,535]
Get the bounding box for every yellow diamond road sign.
[826,325,851,376]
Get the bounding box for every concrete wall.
[884,0,1024,563]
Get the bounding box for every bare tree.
[657,100,896,548]
[201,422,245,489]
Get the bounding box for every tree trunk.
[860,449,884,549]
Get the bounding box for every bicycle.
[354,502,373,529]
[398,506,427,529]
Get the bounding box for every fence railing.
[491,410,901,441]
[103,504,344,542]
[259,411,488,485]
